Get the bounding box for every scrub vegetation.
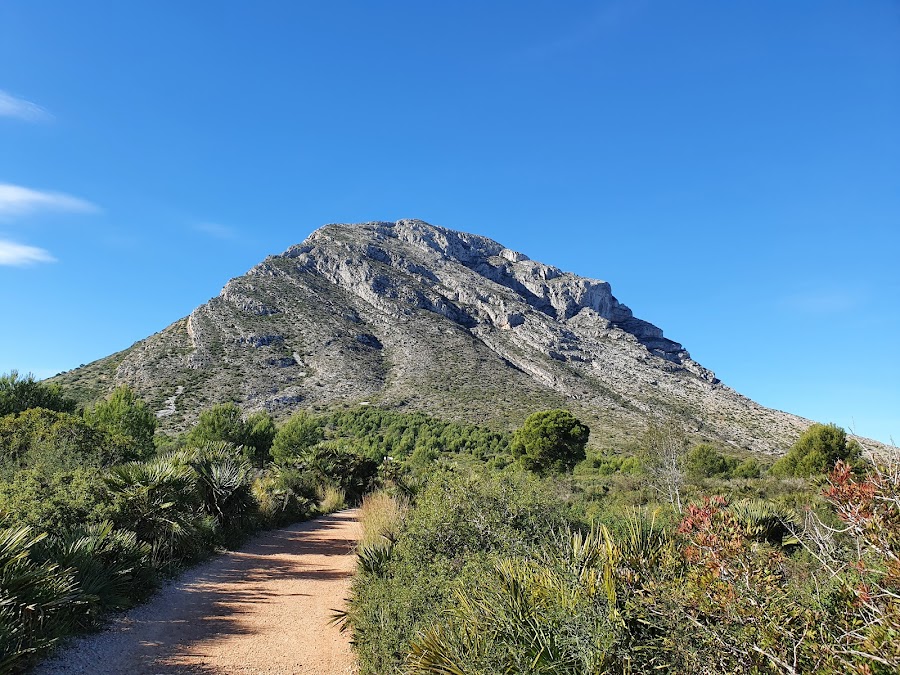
[0,370,896,674]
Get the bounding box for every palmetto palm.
[0,525,82,670]
[105,457,207,567]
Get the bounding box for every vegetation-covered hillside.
[1,369,896,673]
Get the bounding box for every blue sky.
[0,1,897,444]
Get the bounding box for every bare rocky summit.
[56,219,811,452]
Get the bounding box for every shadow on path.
[37,510,360,675]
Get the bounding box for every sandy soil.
[35,510,360,675]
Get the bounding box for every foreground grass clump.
[357,491,407,550]
[342,468,572,674]
[318,486,347,514]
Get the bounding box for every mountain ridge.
[54,219,811,453]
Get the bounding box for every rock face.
[55,219,811,452]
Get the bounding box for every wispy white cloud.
[0,90,50,122]
[0,183,99,218]
[193,222,238,240]
[0,239,56,266]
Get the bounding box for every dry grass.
[358,491,408,549]
[318,486,347,514]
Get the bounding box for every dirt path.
[35,510,360,675]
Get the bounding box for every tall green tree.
[271,411,324,464]
[185,403,276,468]
[83,385,158,460]
[243,411,277,468]
[510,409,589,475]
[0,371,76,416]
[185,403,247,448]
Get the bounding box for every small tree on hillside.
[771,422,862,477]
[83,385,158,460]
[244,411,277,468]
[185,403,276,468]
[271,411,324,465]
[684,443,735,480]
[510,409,589,475]
[186,403,246,448]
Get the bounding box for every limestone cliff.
[55,219,810,452]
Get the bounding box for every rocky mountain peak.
[55,219,810,453]
[278,220,692,365]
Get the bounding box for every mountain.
[54,219,810,453]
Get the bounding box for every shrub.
[732,457,761,479]
[105,456,212,568]
[357,492,407,550]
[0,467,113,532]
[0,371,75,417]
[407,516,674,674]
[251,467,316,526]
[318,486,346,514]
[39,522,154,619]
[771,423,862,477]
[284,442,378,504]
[0,526,82,670]
[684,443,736,480]
[0,408,140,474]
[189,444,256,538]
[345,468,572,674]
[818,459,900,671]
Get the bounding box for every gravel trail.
[35,510,360,675]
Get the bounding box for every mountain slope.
[55,219,810,452]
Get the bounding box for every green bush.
[83,386,158,461]
[732,457,761,479]
[39,522,154,619]
[322,407,510,463]
[189,443,256,538]
[771,423,861,477]
[0,408,140,474]
[185,403,276,467]
[0,467,113,532]
[288,442,378,504]
[407,517,674,674]
[345,468,572,674]
[684,443,736,480]
[106,455,214,568]
[0,526,82,671]
[270,411,323,464]
[0,371,75,417]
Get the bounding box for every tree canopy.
[771,423,862,477]
[83,385,158,461]
[0,408,141,473]
[185,403,276,467]
[0,371,76,417]
[271,411,324,464]
[510,409,589,474]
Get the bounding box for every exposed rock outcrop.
[54,219,811,452]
